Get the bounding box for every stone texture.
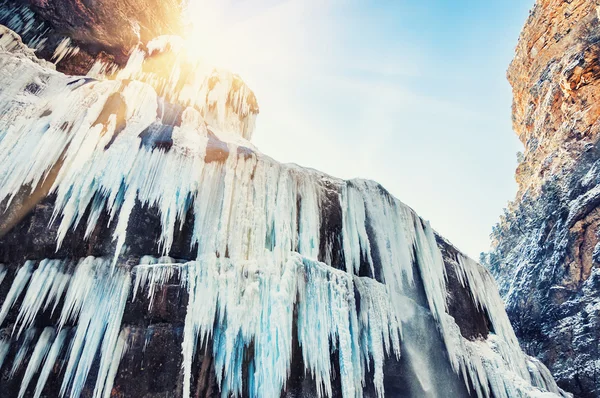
[0,0,182,73]
[487,1,600,396]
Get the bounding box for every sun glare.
[181,1,253,73]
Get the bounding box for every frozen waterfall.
[0,24,567,398]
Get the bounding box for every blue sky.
[187,0,533,258]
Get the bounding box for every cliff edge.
[488,1,600,396]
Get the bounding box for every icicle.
[0,32,260,268]
[341,180,415,284]
[59,258,131,398]
[354,277,401,398]
[0,264,6,286]
[181,255,219,398]
[51,37,74,63]
[18,327,55,398]
[0,256,131,398]
[455,335,559,398]
[340,183,372,274]
[448,252,547,391]
[33,328,69,398]
[297,258,366,398]
[296,262,333,398]
[528,358,562,395]
[0,261,34,326]
[327,269,363,398]
[0,337,10,371]
[14,259,68,337]
[57,258,96,328]
[297,173,321,260]
[455,254,525,352]
[95,328,130,398]
[180,250,407,398]
[182,254,372,398]
[10,328,36,377]
[412,218,448,323]
[132,261,184,310]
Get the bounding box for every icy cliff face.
[486,1,600,396]
[0,25,565,398]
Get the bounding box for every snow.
[566,184,600,226]
[0,24,53,68]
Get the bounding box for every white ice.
[0,25,566,398]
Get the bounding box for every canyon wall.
[487,1,600,396]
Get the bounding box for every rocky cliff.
[0,16,566,398]
[0,0,181,74]
[487,1,600,397]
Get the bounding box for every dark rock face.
[23,0,181,54]
[0,0,182,72]
[486,1,600,396]
[438,237,492,341]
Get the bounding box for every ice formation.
[445,253,566,398]
[0,257,130,398]
[90,35,259,141]
[0,336,9,370]
[0,25,567,398]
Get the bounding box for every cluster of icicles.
[87,34,259,141]
[0,25,566,398]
